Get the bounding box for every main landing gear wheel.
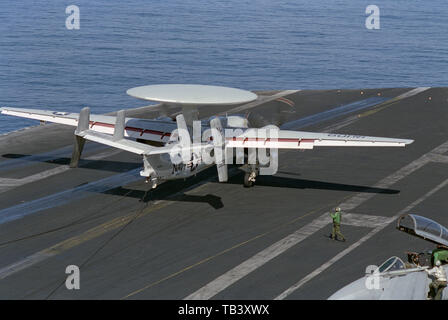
[244,172,256,188]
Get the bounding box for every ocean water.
[0,0,447,134]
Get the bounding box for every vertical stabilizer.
[71,107,90,167]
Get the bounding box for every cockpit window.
[378,257,395,273]
[419,218,442,236]
[389,258,405,271]
[378,256,405,273]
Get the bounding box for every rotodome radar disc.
[126,84,258,105]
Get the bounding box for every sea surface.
[0,0,447,134]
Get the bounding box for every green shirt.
[432,249,448,265]
[330,211,341,224]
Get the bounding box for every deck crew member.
[330,207,346,241]
[426,260,447,300]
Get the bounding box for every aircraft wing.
[225,128,414,149]
[1,107,413,155]
[0,107,112,127]
[0,107,176,143]
[0,107,212,159]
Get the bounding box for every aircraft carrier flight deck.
[0,87,447,299]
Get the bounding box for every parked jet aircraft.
[1,84,414,188]
[328,214,448,300]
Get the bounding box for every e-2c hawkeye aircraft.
[1,84,414,188]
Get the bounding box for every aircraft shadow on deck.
[226,173,399,195]
[103,186,224,210]
[100,169,397,211]
[2,152,399,209]
[2,153,140,173]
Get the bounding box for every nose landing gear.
[145,176,158,189]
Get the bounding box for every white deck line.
[0,148,122,193]
[275,177,448,300]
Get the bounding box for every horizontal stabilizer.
[76,130,156,155]
[76,129,207,157]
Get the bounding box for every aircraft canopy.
[397,214,448,247]
[378,256,406,273]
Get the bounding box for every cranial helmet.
[435,260,441,266]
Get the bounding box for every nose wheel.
[145,176,158,189]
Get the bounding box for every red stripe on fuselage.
[88,121,171,138]
[276,97,295,107]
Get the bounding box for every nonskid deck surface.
[0,87,446,299]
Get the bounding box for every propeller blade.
[175,114,192,164]
[210,117,228,182]
[175,114,191,147]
